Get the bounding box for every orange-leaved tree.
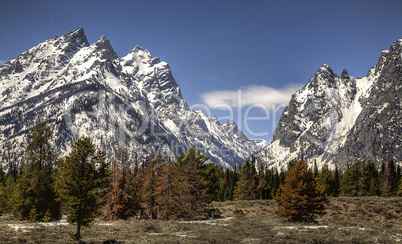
[274,161,328,222]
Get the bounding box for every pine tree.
[380,160,398,196]
[198,163,222,202]
[319,164,333,196]
[153,160,180,220]
[275,161,328,222]
[271,168,281,198]
[174,147,208,219]
[2,167,17,214]
[332,165,340,197]
[398,177,402,196]
[55,137,111,241]
[313,160,319,178]
[175,158,207,219]
[10,123,60,221]
[340,160,364,196]
[103,148,139,220]
[360,160,380,196]
[0,164,5,186]
[0,164,7,214]
[258,167,273,199]
[388,160,398,196]
[234,157,257,200]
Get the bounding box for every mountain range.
[1,29,401,171]
[0,28,260,169]
[255,39,402,170]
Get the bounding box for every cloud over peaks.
[200,84,303,110]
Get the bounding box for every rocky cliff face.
[0,28,258,169]
[255,39,402,170]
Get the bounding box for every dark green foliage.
[340,160,364,196]
[360,160,380,196]
[55,137,111,241]
[198,162,222,202]
[10,123,60,221]
[0,164,7,214]
[332,165,340,197]
[234,156,258,200]
[318,164,332,196]
[379,160,399,196]
[218,167,238,201]
[313,160,319,178]
[174,147,208,219]
[317,164,340,197]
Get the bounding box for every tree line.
[0,124,402,239]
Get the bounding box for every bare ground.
[1,197,401,243]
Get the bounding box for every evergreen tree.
[198,163,222,202]
[318,164,333,196]
[271,168,281,198]
[274,161,328,222]
[360,160,380,196]
[234,157,257,200]
[0,164,7,214]
[10,123,60,221]
[380,160,398,196]
[2,167,17,214]
[219,167,239,201]
[175,157,207,219]
[174,147,208,219]
[398,177,402,196]
[55,137,111,241]
[258,167,273,199]
[313,160,319,178]
[139,152,163,220]
[388,160,398,196]
[396,164,401,189]
[0,164,7,213]
[340,160,364,196]
[0,164,5,186]
[332,165,340,197]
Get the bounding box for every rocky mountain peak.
[341,69,349,79]
[317,64,334,76]
[94,35,118,60]
[0,29,259,169]
[59,28,89,48]
[255,39,402,171]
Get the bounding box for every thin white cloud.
[200,83,304,110]
[0,60,5,66]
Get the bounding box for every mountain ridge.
[255,39,402,170]
[0,28,258,169]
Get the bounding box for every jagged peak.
[210,115,220,125]
[317,64,334,75]
[93,35,118,60]
[96,35,112,49]
[122,45,153,62]
[59,28,89,47]
[341,69,349,79]
[130,45,150,55]
[223,120,238,130]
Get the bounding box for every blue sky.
[1,0,401,142]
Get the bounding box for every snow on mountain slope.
[255,39,402,170]
[0,28,258,169]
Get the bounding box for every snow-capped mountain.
[0,28,258,168]
[255,39,402,171]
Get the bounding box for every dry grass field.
[1,197,401,243]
